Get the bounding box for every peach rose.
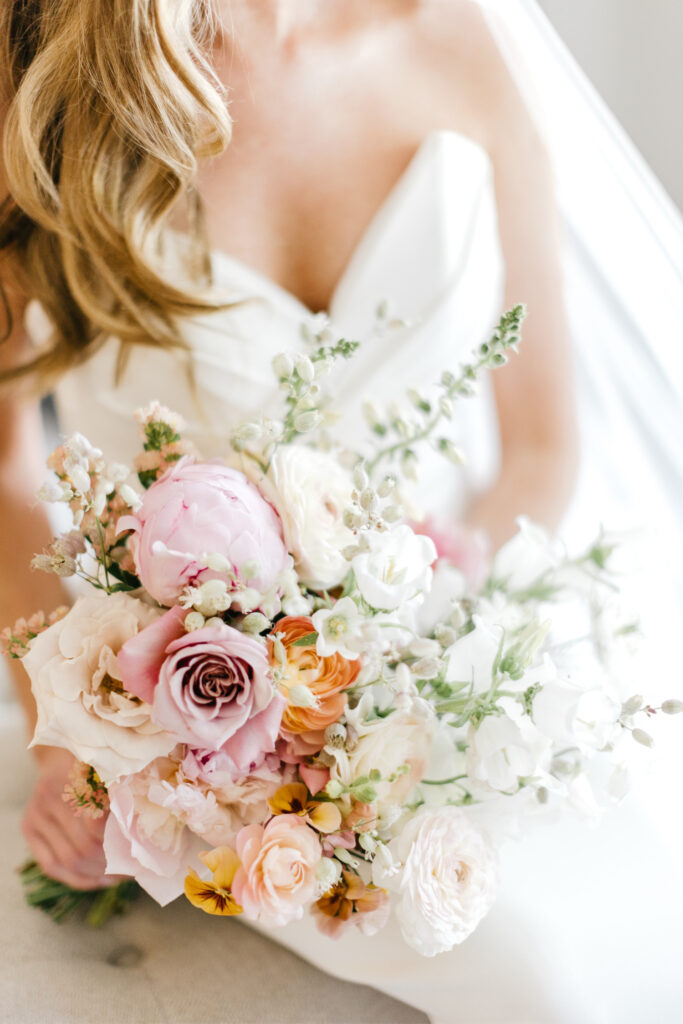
[274,617,359,754]
[232,814,322,926]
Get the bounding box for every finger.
[43,810,108,879]
[24,821,104,890]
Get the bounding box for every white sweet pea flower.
[378,806,499,956]
[444,616,502,691]
[312,598,363,659]
[467,698,552,794]
[533,679,621,754]
[491,516,564,593]
[352,525,436,612]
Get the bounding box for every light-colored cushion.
[0,721,426,1024]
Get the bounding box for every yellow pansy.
[184,846,243,917]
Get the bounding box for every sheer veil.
[476,0,683,608]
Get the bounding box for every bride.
[1,2,681,1022]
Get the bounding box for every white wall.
[538,0,683,209]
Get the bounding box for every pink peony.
[103,756,206,905]
[117,457,290,608]
[118,606,285,760]
[232,815,322,926]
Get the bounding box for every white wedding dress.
[24,127,682,1023]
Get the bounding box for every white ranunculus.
[24,593,174,783]
[352,525,436,612]
[491,516,564,592]
[262,446,354,591]
[467,698,551,794]
[375,806,499,956]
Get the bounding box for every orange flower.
[269,782,342,834]
[184,847,243,917]
[313,869,390,938]
[273,617,359,747]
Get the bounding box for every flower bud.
[359,833,378,854]
[411,657,442,679]
[118,484,142,511]
[203,552,234,575]
[287,685,319,709]
[325,780,344,799]
[359,488,378,513]
[632,728,654,748]
[353,465,369,491]
[437,438,465,465]
[343,509,362,531]
[196,579,231,617]
[377,476,396,498]
[334,847,356,867]
[242,612,271,635]
[382,505,402,524]
[410,638,442,659]
[272,352,294,379]
[295,354,315,383]
[184,611,206,632]
[204,617,225,628]
[401,451,419,482]
[621,695,643,716]
[293,410,321,433]
[661,699,683,715]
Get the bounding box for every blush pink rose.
[232,815,322,926]
[118,457,290,607]
[118,606,285,760]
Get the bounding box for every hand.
[22,747,113,890]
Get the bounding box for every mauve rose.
[117,457,290,608]
[118,607,285,759]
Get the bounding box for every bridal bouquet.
[4,307,679,954]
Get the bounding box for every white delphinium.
[351,524,436,612]
[373,806,499,956]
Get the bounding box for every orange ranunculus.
[272,617,360,746]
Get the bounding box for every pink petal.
[299,763,330,796]
[220,692,286,775]
[118,606,186,704]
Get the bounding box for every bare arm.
[1,121,110,889]
[468,15,578,547]
[419,3,579,548]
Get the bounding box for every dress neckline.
[173,129,492,318]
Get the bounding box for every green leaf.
[290,631,318,647]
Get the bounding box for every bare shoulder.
[402,0,546,153]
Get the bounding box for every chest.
[192,37,477,311]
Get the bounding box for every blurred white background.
[539,0,683,209]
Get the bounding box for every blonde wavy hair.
[0,0,232,383]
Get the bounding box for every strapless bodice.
[36,130,504,515]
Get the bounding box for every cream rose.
[261,446,354,591]
[375,806,499,956]
[23,592,174,783]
